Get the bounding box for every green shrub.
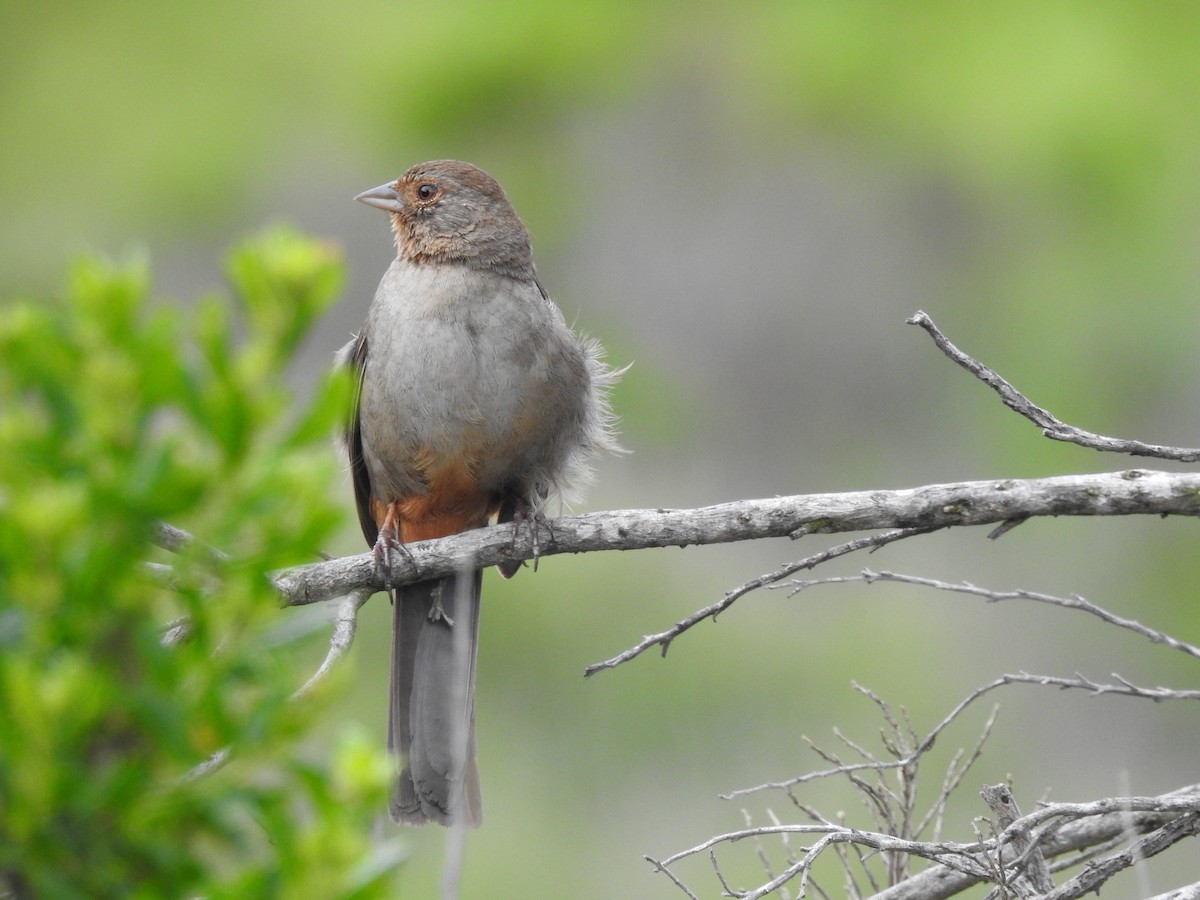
[0,229,400,899]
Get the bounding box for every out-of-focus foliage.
[3,3,1199,271]
[0,231,399,898]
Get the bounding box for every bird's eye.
[416,183,439,200]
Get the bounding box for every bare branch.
[153,521,229,562]
[997,670,1200,702]
[1038,812,1200,900]
[644,855,701,900]
[293,588,372,697]
[979,783,1053,894]
[695,686,997,896]
[653,788,1200,900]
[651,821,994,899]
[871,785,1200,900]
[908,310,1200,461]
[183,746,231,782]
[1146,881,1200,900]
[267,469,1200,614]
[1045,831,1124,874]
[160,615,192,648]
[916,705,997,841]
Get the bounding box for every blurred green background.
[3,2,1198,896]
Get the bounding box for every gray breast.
[358,260,591,499]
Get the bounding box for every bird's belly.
[360,313,562,502]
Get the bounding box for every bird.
[338,160,621,827]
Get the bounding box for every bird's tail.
[388,569,483,827]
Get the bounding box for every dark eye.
[416,183,439,200]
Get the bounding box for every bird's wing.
[337,329,378,545]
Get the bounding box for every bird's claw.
[372,522,414,589]
[509,502,552,572]
[427,582,454,625]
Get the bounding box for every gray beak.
[355,182,404,212]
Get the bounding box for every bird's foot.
[372,515,413,589]
[508,501,552,574]
[426,581,455,626]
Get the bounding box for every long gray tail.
[388,569,483,827]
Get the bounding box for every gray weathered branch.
[270,469,1200,609]
[871,785,1200,900]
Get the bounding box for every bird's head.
[356,160,535,280]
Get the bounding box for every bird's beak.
[355,182,404,212]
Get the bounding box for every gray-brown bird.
[338,160,620,826]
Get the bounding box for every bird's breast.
[358,260,583,501]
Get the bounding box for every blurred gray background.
[3,3,1197,896]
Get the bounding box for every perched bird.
[338,160,621,826]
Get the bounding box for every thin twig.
[652,822,993,899]
[783,569,1200,662]
[644,855,701,900]
[725,677,1002,801]
[917,706,998,841]
[154,521,230,562]
[907,310,1200,461]
[583,527,937,676]
[293,588,372,697]
[998,670,1200,702]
